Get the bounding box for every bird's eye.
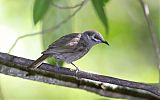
[94,35,101,40]
[91,34,101,42]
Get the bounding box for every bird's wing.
[42,33,82,54]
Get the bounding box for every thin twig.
[8,32,41,53]
[51,1,83,9]
[139,0,160,82]
[0,52,159,99]
[8,0,88,53]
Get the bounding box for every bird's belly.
[53,50,89,63]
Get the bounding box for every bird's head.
[82,30,109,46]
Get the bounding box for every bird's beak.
[102,40,109,46]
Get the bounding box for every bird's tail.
[29,54,49,69]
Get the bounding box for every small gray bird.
[29,30,109,71]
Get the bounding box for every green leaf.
[91,0,109,34]
[103,0,110,4]
[33,0,50,25]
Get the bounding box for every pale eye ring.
[92,35,101,42]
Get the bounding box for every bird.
[28,30,109,72]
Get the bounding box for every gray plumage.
[29,30,109,69]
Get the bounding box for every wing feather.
[42,33,81,54]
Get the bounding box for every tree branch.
[51,0,84,9]
[0,52,159,99]
[139,0,160,82]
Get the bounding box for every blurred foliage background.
[0,0,159,100]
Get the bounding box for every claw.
[26,71,35,76]
[71,62,80,78]
[26,67,36,76]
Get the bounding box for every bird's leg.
[71,62,80,77]
[71,62,79,72]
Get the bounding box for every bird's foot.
[75,67,80,79]
[26,68,36,76]
[26,72,35,76]
[71,62,80,79]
